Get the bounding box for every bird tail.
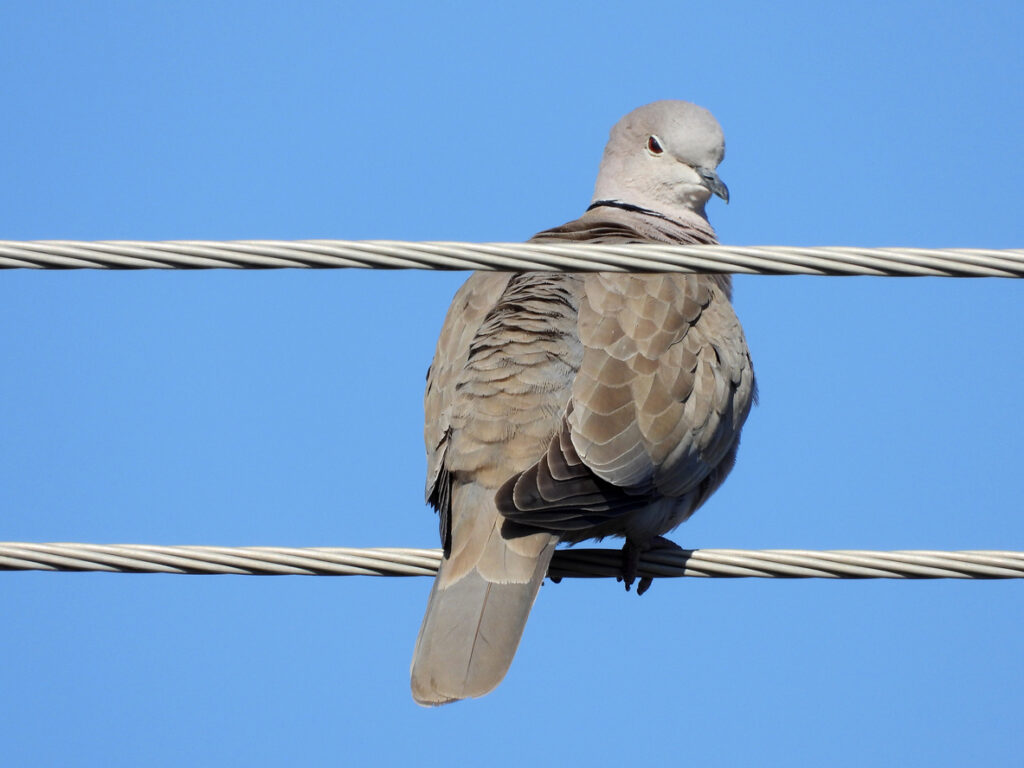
[410,483,557,706]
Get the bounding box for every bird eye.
[647,135,664,155]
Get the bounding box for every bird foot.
[620,536,683,596]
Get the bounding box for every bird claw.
[621,536,684,596]
[621,540,641,593]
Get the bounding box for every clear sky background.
[1,1,1022,765]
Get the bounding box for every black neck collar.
[586,199,676,223]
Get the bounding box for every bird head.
[591,100,728,220]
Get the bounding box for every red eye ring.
[647,135,664,154]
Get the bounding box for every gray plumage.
[411,100,756,706]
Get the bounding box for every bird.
[410,100,756,706]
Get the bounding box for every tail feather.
[411,522,556,706]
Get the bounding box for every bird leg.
[620,536,684,596]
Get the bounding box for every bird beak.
[696,167,730,204]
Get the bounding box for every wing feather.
[495,209,755,535]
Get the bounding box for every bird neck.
[586,199,678,222]
[586,198,711,231]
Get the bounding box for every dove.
[410,100,756,706]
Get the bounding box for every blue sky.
[1,1,1021,765]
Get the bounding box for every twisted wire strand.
[0,240,1021,276]
[1,543,1022,579]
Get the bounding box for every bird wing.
[496,211,756,534]
[424,271,513,552]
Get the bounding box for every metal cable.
[1,543,1022,579]
[0,240,1021,276]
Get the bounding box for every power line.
[2,543,1021,579]
[1,240,1021,276]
